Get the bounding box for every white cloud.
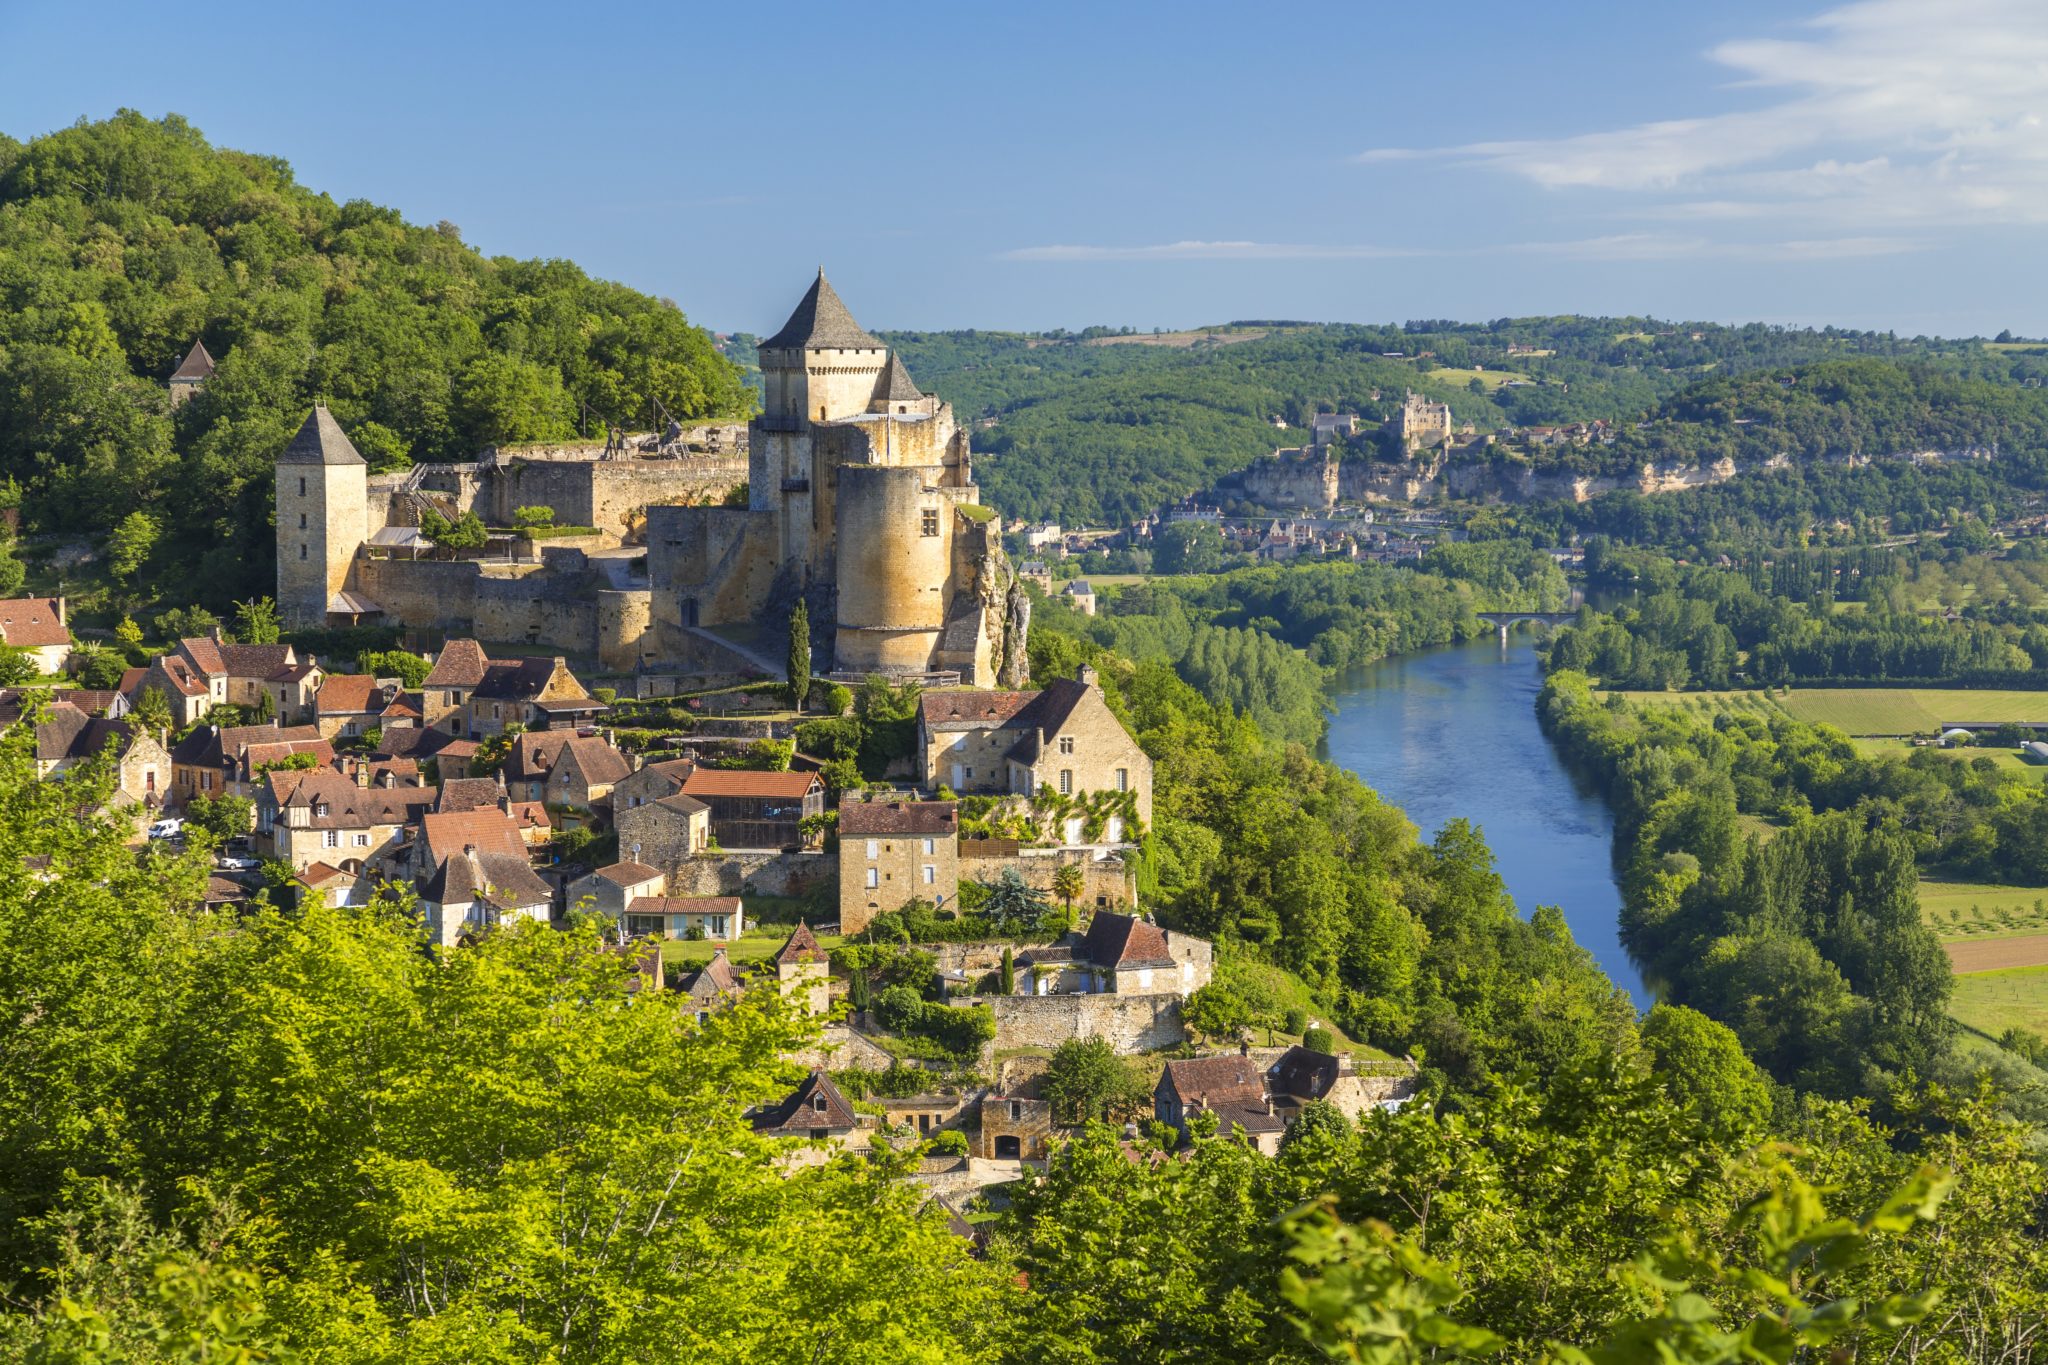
[1363,0,2048,229]
[1000,240,1420,262]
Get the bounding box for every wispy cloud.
[1359,0,2048,229]
[999,240,1422,262]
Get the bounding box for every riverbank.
[1321,636,1647,1007]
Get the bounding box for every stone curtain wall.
[488,458,747,536]
[981,991,1188,1053]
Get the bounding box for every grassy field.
[1949,964,2048,1039]
[1420,365,1528,392]
[661,926,843,966]
[1853,737,2040,774]
[1611,687,2048,737]
[1921,878,2048,941]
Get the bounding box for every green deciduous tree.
[787,598,811,713]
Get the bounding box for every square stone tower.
[276,406,368,629]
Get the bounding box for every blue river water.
[1321,634,1649,1008]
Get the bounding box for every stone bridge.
[1477,610,1578,644]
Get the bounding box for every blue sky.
[3,0,2041,336]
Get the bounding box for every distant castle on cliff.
[276,271,1027,683]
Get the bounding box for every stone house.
[566,859,666,921]
[469,656,593,737]
[976,1094,1052,1161]
[776,923,830,1014]
[168,722,326,804]
[837,798,959,935]
[140,637,320,728]
[678,947,744,1022]
[1061,580,1096,616]
[414,806,532,878]
[314,673,399,740]
[916,665,1152,834]
[1154,1054,1288,1155]
[34,705,171,818]
[416,845,554,949]
[295,860,361,907]
[0,596,70,674]
[624,895,744,941]
[752,1070,867,1153]
[615,792,711,870]
[502,732,631,819]
[257,766,434,874]
[679,768,824,850]
[1077,911,1210,995]
[420,639,490,735]
[168,339,215,407]
[879,1092,969,1141]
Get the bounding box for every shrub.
[1302,1025,1337,1055]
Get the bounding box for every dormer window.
[314,802,329,817]
[813,1095,828,1113]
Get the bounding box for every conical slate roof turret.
[871,351,924,403]
[170,339,216,382]
[279,405,366,466]
[760,269,883,351]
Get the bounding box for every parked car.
[147,817,183,840]
[216,855,260,872]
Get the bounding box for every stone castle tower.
[168,339,215,408]
[275,405,368,629]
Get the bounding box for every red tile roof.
[317,674,380,714]
[839,799,958,837]
[628,895,742,916]
[680,768,821,800]
[918,690,1036,730]
[0,598,67,649]
[776,923,825,966]
[1081,912,1175,970]
[422,639,489,689]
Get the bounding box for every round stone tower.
[833,463,950,674]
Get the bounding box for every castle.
[277,271,1026,683]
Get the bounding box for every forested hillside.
[881,319,2048,526]
[0,112,751,607]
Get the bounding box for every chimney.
[54,596,65,629]
[354,759,370,788]
[1077,663,1098,687]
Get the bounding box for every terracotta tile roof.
[299,861,354,886]
[502,731,574,784]
[317,674,381,714]
[506,801,552,833]
[1159,1055,1268,1109]
[178,636,226,676]
[592,860,663,886]
[679,768,821,800]
[272,768,430,828]
[776,923,825,966]
[56,689,120,716]
[681,948,741,1000]
[421,849,551,910]
[752,1070,859,1134]
[277,405,365,466]
[154,656,209,698]
[1081,912,1175,971]
[839,799,958,837]
[0,597,67,648]
[917,690,1036,731]
[628,895,742,917]
[381,697,421,719]
[116,666,146,696]
[555,736,631,788]
[652,791,709,817]
[268,662,319,683]
[422,639,489,689]
[420,808,529,865]
[759,270,883,352]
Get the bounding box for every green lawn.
[1920,879,2048,941]
[1949,964,2048,1039]
[1612,687,2048,738]
[1854,738,2040,775]
[1420,365,1529,392]
[661,927,843,966]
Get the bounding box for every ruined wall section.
[488,458,747,537]
[979,992,1187,1053]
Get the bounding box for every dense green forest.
[0,112,751,609]
[879,318,2048,526]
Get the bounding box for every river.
[1322,634,1649,1008]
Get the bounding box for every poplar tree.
[787,598,811,711]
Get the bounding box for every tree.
[1000,945,1015,995]
[112,616,144,656]
[131,685,172,734]
[418,508,487,552]
[1042,1036,1142,1125]
[0,647,35,686]
[358,649,431,689]
[184,793,253,844]
[232,597,281,645]
[106,511,158,581]
[1639,1004,1772,1138]
[1302,1025,1338,1055]
[787,599,811,713]
[978,867,1050,931]
[0,540,24,598]
[512,505,555,531]
[71,644,126,689]
[250,687,275,724]
[1184,984,1252,1044]
[1051,861,1085,917]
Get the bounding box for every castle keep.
[277,272,1025,683]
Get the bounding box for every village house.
[313,673,401,740]
[416,844,554,948]
[417,639,599,737]
[167,339,215,407]
[566,859,666,921]
[33,704,171,820]
[168,722,328,805]
[678,768,824,850]
[1010,910,1213,997]
[499,731,632,819]
[612,758,712,867]
[916,665,1153,834]
[1061,580,1096,615]
[751,1070,866,1154]
[678,946,744,1022]
[139,636,321,728]
[624,894,744,942]
[837,799,959,935]
[256,766,434,875]
[0,597,70,674]
[1154,1054,1289,1154]
[776,923,830,1014]
[976,1094,1052,1161]
[295,860,361,907]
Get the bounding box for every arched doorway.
[994,1135,1021,1159]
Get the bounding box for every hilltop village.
[0,274,1413,1209]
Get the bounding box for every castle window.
[1058,769,1073,795]
[299,544,308,560]
[1115,767,1128,792]
[298,477,306,497]
[920,508,939,537]
[1058,736,1073,755]
[298,513,307,530]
